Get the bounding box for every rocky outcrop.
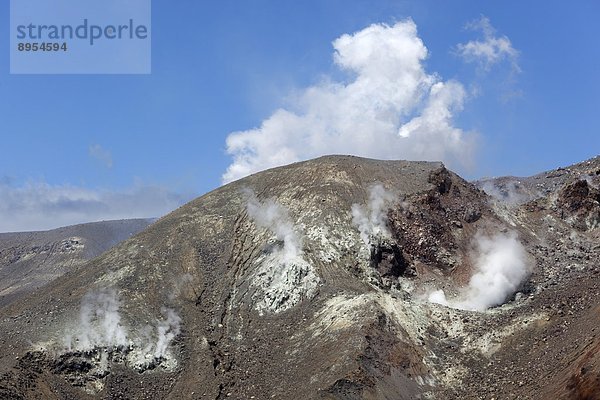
[556,179,600,230]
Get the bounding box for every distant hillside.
[0,218,154,307]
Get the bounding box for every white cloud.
[457,16,519,72]
[222,20,476,183]
[89,144,114,168]
[0,180,191,232]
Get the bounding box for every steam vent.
[1,155,599,399]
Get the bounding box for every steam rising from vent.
[245,189,302,260]
[352,184,395,244]
[243,189,319,314]
[153,307,182,359]
[64,288,182,367]
[428,231,530,311]
[67,288,128,351]
[480,181,529,206]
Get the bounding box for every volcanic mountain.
[0,155,598,399]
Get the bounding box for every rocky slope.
[0,219,154,307]
[0,155,598,399]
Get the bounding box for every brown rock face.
[369,239,411,279]
[387,166,490,275]
[556,179,600,230]
[559,179,594,212]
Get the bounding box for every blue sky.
[1,0,599,231]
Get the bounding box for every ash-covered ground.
[0,155,598,399]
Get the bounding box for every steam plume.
[245,189,302,260]
[64,288,182,366]
[352,184,395,244]
[67,288,128,350]
[153,307,182,359]
[243,189,319,314]
[480,180,529,206]
[428,231,529,311]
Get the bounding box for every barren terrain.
[0,155,598,399]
